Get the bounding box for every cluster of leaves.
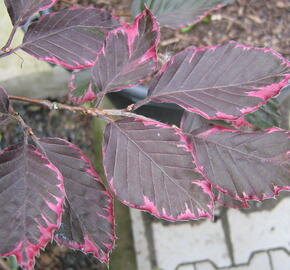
[0,0,289,269]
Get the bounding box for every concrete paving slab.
[131,209,152,270]
[174,251,273,270]
[152,219,231,270]
[195,262,216,270]
[227,252,271,270]
[131,197,290,270]
[270,249,290,270]
[228,198,290,265]
[177,265,195,270]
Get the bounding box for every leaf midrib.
[113,122,209,212]
[195,133,288,167]
[149,73,286,99]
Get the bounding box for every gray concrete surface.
[131,196,290,270]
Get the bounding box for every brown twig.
[9,95,55,108]
[160,37,180,47]
[1,25,17,51]
[59,0,75,6]
[130,98,151,111]
[0,46,20,59]
[114,13,131,17]
[221,15,247,31]
[102,109,156,122]
[8,95,152,122]
[8,106,37,144]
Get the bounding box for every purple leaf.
[180,110,213,134]
[147,42,290,120]
[90,8,159,100]
[180,110,237,137]
[0,143,65,269]
[181,111,247,210]
[21,7,120,69]
[69,69,98,104]
[39,138,115,263]
[4,0,57,26]
[213,189,248,209]
[189,126,290,201]
[131,0,234,29]
[103,118,214,221]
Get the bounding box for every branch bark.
[8,95,157,124]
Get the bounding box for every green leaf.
[245,98,281,129]
[131,0,233,28]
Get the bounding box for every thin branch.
[1,25,17,51]
[114,13,131,17]
[102,109,157,122]
[130,98,151,110]
[9,108,50,155]
[95,94,105,108]
[8,95,153,122]
[9,108,37,144]
[9,95,55,108]
[0,46,20,59]
[59,0,75,6]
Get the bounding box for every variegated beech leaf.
[189,126,290,201]
[180,111,247,209]
[103,117,214,221]
[0,87,10,126]
[0,143,65,269]
[39,138,115,263]
[70,9,159,104]
[146,42,290,120]
[131,0,234,29]
[21,7,120,69]
[88,9,159,102]
[69,69,98,104]
[4,0,57,26]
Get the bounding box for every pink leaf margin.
[0,145,65,270]
[122,8,159,60]
[6,0,58,26]
[69,9,159,104]
[104,118,215,221]
[23,6,120,70]
[52,139,115,263]
[42,55,96,70]
[214,191,249,209]
[192,126,290,204]
[152,41,290,121]
[92,8,160,98]
[37,0,58,13]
